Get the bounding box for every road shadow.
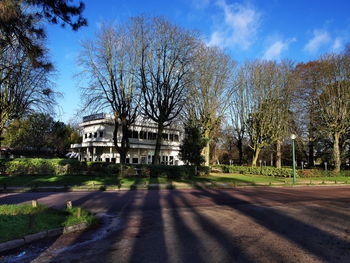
[191,187,350,262]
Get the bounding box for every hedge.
[0,158,82,176]
[211,164,296,178]
[0,158,210,179]
[298,169,350,177]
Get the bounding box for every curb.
[0,222,89,253]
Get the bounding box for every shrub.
[298,169,350,177]
[197,166,211,176]
[211,165,296,177]
[2,158,82,176]
[122,166,137,177]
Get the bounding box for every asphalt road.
[1,186,350,263]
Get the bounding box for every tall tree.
[0,45,56,146]
[317,51,350,172]
[229,67,249,165]
[242,60,292,166]
[79,23,140,164]
[294,61,324,167]
[187,45,235,165]
[138,17,198,164]
[273,60,295,168]
[180,119,207,166]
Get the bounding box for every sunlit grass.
[0,204,97,242]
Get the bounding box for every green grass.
[0,175,121,187]
[1,173,350,190]
[0,204,97,242]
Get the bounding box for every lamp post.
[291,134,297,184]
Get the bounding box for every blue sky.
[45,0,350,123]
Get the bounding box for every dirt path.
[1,186,350,262]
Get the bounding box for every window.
[111,158,116,163]
[174,134,179,141]
[161,156,168,165]
[132,130,139,139]
[162,133,168,140]
[94,132,97,138]
[140,131,147,139]
[169,156,174,165]
[141,156,147,164]
[89,133,92,138]
[105,158,110,163]
[99,131,103,137]
[169,134,174,141]
[132,157,139,164]
[125,158,130,164]
[85,134,87,139]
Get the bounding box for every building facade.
[70,113,184,165]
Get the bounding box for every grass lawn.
[192,174,289,184]
[0,204,97,242]
[0,174,349,189]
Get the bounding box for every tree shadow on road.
[191,187,350,262]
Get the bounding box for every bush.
[211,165,296,177]
[148,165,193,179]
[197,166,211,176]
[298,169,350,177]
[2,158,82,176]
[0,158,210,179]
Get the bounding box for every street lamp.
[291,134,297,184]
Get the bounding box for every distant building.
[70,113,184,165]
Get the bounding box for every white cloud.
[332,37,342,51]
[208,0,261,50]
[262,38,296,60]
[304,30,331,53]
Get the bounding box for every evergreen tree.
[180,121,207,166]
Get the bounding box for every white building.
[70,113,184,165]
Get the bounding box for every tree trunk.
[113,117,130,165]
[237,138,243,165]
[202,129,210,166]
[333,132,341,173]
[0,127,3,159]
[276,139,282,168]
[308,126,315,167]
[251,148,261,167]
[153,122,164,164]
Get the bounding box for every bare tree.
[79,23,140,164]
[138,17,198,164]
[294,61,324,167]
[229,67,250,165]
[273,60,295,168]
[241,60,292,166]
[187,45,235,166]
[0,45,56,146]
[317,51,350,172]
